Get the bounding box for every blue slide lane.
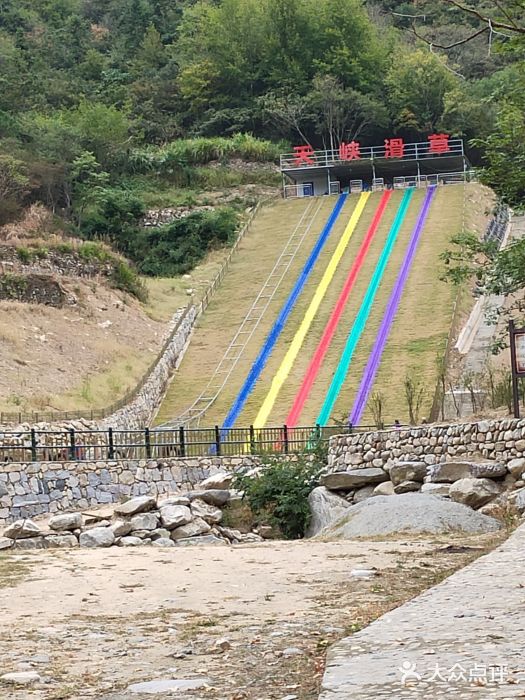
[316,188,414,426]
[221,193,348,432]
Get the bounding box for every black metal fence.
[0,424,377,463]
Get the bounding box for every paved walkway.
[319,524,525,698]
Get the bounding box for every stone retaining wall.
[0,455,260,524]
[328,418,525,471]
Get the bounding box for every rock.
[421,483,451,497]
[119,536,145,547]
[13,537,47,550]
[171,517,211,540]
[322,468,388,490]
[430,461,506,483]
[158,496,190,507]
[152,537,176,547]
[350,568,378,579]
[315,493,501,538]
[0,671,41,685]
[114,496,157,517]
[150,528,171,540]
[188,489,231,507]
[127,678,211,694]
[478,498,508,518]
[389,462,427,485]
[82,507,114,523]
[48,512,83,532]
[110,519,133,537]
[159,505,192,530]
[129,513,159,531]
[393,480,421,494]
[214,638,231,652]
[79,527,115,548]
[176,535,226,546]
[507,458,525,479]
[216,526,242,542]
[353,485,376,503]
[190,499,222,524]
[373,481,395,496]
[282,647,305,657]
[306,487,351,538]
[199,472,233,490]
[509,487,525,514]
[449,478,502,509]
[0,537,13,550]
[46,534,78,548]
[257,525,279,539]
[4,519,41,540]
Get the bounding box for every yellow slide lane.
[251,192,370,431]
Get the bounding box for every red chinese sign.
[339,141,361,161]
[428,133,450,154]
[384,138,405,159]
[290,134,454,164]
[293,144,314,165]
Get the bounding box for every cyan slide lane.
[349,186,437,426]
[316,188,414,426]
[221,193,348,432]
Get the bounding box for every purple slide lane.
[348,185,437,426]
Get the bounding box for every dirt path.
[0,534,503,699]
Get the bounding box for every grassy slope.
[155,185,490,428]
[154,197,337,425]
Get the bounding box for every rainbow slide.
[220,193,348,432]
[316,188,414,426]
[285,190,393,428]
[349,185,437,425]
[249,192,370,431]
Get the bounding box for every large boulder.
[449,478,501,509]
[373,481,395,496]
[322,468,388,490]
[429,461,506,483]
[421,483,451,497]
[0,537,13,550]
[46,534,78,548]
[306,486,351,538]
[509,487,525,514]
[389,462,427,486]
[48,513,82,532]
[507,458,525,479]
[79,527,115,548]
[114,496,156,517]
[110,520,133,537]
[4,519,41,540]
[171,517,211,541]
[393,480,421,494]
[190,499,222,525]
[188,490,231,507]
[315,493,501,539]
[199,472,233,490]
[129,513,159,531]
[160,505,193,530]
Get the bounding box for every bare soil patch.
[0,532,504,699]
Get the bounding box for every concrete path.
[319,524,525,698]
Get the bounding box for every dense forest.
[0,0,524,275]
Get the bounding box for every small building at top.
[280,134,471,198]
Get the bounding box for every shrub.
[233,444,326,539]
[110,259,148,302]
[78,241,111,263]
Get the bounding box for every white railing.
[372,178,385,192]
[280,138,465,170]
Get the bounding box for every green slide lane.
[316,188,414,426]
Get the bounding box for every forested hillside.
[0,0,524,275]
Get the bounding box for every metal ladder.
[160,197,325,428]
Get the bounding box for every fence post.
[108,428,115,459]
[283,425,289,454]
[215,425,221,456]
[316,423,321,443]
[69,428,76,461]
[249,425,255,454]
[179,426,186,457]
[145,428,151,459]
[30,429,37,462]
